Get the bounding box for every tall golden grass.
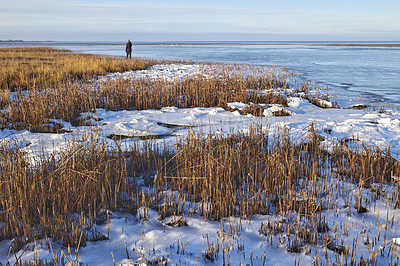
[1,47,397,265]
[0,48,294,132]
[0,47,159,91]
[0,135,134,250]
[1,126,399,265]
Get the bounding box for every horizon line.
[2,40,400,47]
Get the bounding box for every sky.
[1,0,400,42]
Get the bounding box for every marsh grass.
[0,47,328,133]
[2,125,400,265]
[0,135,136,251]
[1,47,398,265]
[0,47,158,91]
[0,62,290,132]
[151,127,400,264]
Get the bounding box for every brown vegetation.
[0,48,296,133]
[1,47,397,265]
[1,125,400,264]
[0,47,158,91]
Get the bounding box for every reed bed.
[153,127,400,264]
[0,48,301,132]
[95,64,290,111]
[1,47,397,265]
[0,72,289,132]
[1,126,399,265]
[0,135,135,251]
[0,47,160,91]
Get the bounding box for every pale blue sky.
[1,0,399,41]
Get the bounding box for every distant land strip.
[135,42,400,47]
[2,41,400,47]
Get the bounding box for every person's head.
[128,39,130,42]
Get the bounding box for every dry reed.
[0,48,292,132]
[0,47,159,91]
[2,125,399,265]
[1,47,398,265]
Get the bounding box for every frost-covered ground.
[1,64,400,265]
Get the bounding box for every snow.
[227,102,248,110]
[6,98,400,165]
[1,63,400,265]
[99,64,215,83]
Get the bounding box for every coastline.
[1,49,400,265]
[2,41,400,47]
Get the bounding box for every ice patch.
[288,97,302,108]
[161,106,178,113]
[227,102,248,110]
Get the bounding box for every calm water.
[3,42,400,109]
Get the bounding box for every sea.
[2,41,400,110]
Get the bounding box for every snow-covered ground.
[1,64,400,265]
[2,64,400,161]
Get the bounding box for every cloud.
[1,0,399,41]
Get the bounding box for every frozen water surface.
[1,42,400,265]
[2,41,399,109]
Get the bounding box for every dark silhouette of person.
[126,40,132,58]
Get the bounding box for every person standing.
[126,39,132,58]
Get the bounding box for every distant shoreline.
[2,41,400,47]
